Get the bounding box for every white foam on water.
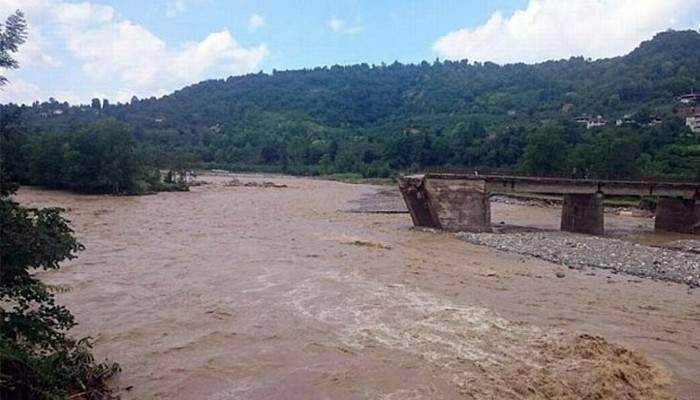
[283,269,546,374]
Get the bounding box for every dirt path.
[16,174,698,399]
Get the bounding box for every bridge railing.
[422,166,700,184]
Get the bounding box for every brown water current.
[15,174,699,399]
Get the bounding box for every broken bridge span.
[399,172,700,235]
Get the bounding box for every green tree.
[519,125,570,174]
[28,133,69,189]
[0,12,119,398]
[0,10,26,87]
[25,120,159,194]
[654,144,700,178]
[0,178,120,400]
[64,120,139,193]
[449,121,484,165]
[588,129,641,178]
[0,107,27,194]
[0,10,27,193]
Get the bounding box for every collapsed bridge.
[399,172,700,235]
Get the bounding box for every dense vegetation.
[26,119,184,194]
[0,11,119,399]
[0,193,120,399]
[3,108,189,194]
[5,29,700,180]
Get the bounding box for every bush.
[0,198,120,399]
[0,336,119,400]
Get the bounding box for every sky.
[0,0,699,105]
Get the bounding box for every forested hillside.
[4,29,700,180]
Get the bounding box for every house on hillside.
[575,115,607,130]
[686,112,700,133]
[574,115,589,124]
[645,115,663,127]
[678,90,699,105]
[615,114,637,127]
[679,105,697,118]
[677,89,700,133]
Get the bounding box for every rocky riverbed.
[457,231,700,288]
[661,239,700,254]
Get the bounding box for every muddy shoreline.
[15,173,700,399]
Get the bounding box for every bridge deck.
[422,173,700,198]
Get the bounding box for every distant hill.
[122,29,700,125]
[4,30,700,178]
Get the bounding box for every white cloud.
[0,2,58,69]
[248,13,265,31]
[327,17,345,32]
[0,73,92,105]
[327,16,364,34]
[57,7,268,99]
[62,19,166,86]
[165,0,186,18]
[53,1,113,26]
[0,0,268,104]
[433,0,700,64]
[171,30,268,79]
[51,89,89,105]
[15,26,58,67]
[0,0,53,17]
[0,75,43,104]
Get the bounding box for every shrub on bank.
[0,197,120,399]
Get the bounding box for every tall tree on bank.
[0,11,119,399]
[0,10,26,194]
[0,10,26,87]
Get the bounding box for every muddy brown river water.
[15,174,700,399]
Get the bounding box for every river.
[15,173,699,399]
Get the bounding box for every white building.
[575,115,607,130]
[616,113,636,126]
[586,115,607,130]
[678,92,699,105]
[686,113,700,133]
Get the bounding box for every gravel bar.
[660,239,700,254]
[457,231,700,288]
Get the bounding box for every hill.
[4,29,700,179]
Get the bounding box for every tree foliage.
[0,10,26,86]
[1,11,119,399]
[0,194,121,399]
[24,119,182,194]
[3,30,700,179]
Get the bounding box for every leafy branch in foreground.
[0,9,27,87]
[1,10,120,399]
[0,197,121,399]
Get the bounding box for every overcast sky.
[1,0,699,105]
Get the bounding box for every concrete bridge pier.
[655,197,700,234]
[399,176,491,232]
[560,193,604,235]
[398,175,440,229]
